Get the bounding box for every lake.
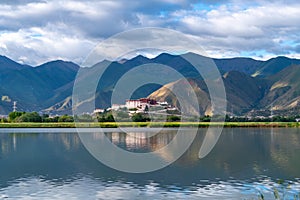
[0,128,300,199]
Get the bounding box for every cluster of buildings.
[94,98,178,115]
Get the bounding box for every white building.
[93,109,105,114]
[125,100,141,109]
[94,98,178,116]
[158,101,168,107]
[111,104,126,110]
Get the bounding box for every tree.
[58,115,74,122]
[167,115,181,122]
[115,110,130,121]
[132,113,150,122]
[75,114,94,122]
[200,115,211,122]
[8,111,24,122]
[96,111,115,122]
[106,114,115,122]
[15,112,42,122]
[1,117,8,123]
[41,114,49,122]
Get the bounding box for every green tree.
[51,116,60,122]
[106,114,115,122]
[200,115,211,122]
[15,112,42,122]
[41,114,49,122]
[1,117,8,123]
[115,110,130,121]
[96,111,115,122]
[8,111,25,122]
[132,113,150,122]
[58,115,74,122]
[167,115,181,122]
[75,114,94,122]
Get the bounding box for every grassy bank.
[0,122,300,128]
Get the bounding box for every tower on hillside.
[13,101,17,112]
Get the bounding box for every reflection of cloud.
[2,175,299,199]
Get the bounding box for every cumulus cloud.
[0,24,94,65]
[171,2,300,58]
[0,0,300,65]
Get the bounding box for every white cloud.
[171,3,300,57]
[0,0,300,65]
[0,25,94,65]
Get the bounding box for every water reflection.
[0,128,300,199]
[78,128,198,173]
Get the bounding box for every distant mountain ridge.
[0,56,79,114]
[1,54,300,115]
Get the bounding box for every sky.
[0,0,300,65]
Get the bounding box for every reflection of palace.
[104,131,196,163]
[109,132,171,150]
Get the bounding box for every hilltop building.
[94,98,177,115]
[126,98,157,110]
[93,109,105,114]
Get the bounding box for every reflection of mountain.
[0,132,84,189]
[269,128,300,176]
[90,130,197,163]
[90,128,300,180]
[108,131,176,155]
[1,129,300,190]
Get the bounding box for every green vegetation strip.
[0,122,300,128]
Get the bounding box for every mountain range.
[1,53,300,116]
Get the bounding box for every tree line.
[1,111,300,123]
[0,111,181,123]
[1,112,74,123]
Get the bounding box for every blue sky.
[0,0,300,65]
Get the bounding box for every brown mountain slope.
[149,79,212,116]
[259,65,300,112]
[149,71,267,115]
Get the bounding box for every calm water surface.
[0,128,300,199]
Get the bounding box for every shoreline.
[0,122,299,128]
